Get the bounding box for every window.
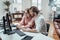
[54,0,60,7]
[32,0,41,10]
[49,0,60,11]
[14,0,22,11]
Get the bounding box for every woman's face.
[29,9,34,16]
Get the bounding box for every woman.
[17,6,38,29]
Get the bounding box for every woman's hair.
[29,6,39,14]
[27,9,30,13]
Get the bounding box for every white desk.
[0,29,54,40]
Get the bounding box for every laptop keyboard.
[15,30,26,36]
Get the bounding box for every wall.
[0,0,6,19]
[0,0,51,20]
[22,0,32,10]
[9,0,51,20]
[41,0,51,20]
[0,0,32,19]
[9,0,32,13]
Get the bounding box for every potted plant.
[4,1,10,12]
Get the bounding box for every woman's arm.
[16,14,26,29]
[22,28,37,33]
[19,14,25,25]
[23,17,35,28]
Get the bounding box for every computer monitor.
[3,13,12,34]
[3,16,6,34]
[6,13,12,31]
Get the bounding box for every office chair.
[0,37,2,40]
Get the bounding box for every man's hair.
[30,6,39,14]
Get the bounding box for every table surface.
[12,20,60,40]
[0,20,58,40]
[0,28,53,40]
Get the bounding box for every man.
[35,13,47,34]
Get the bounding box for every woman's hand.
[16,25,26,30]
[16,24,22,30]
[21,28,28,32]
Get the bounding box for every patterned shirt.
[35,14,47,34]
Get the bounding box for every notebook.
[21,35,33,40]
[15,30,26,36]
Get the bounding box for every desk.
[48,21,60,40]
[0,29,53,40]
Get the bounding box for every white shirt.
[35,14,47,34]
